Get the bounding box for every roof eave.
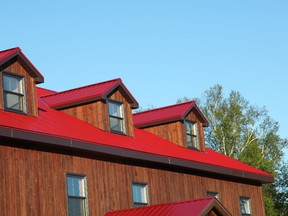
[103,80,139,109]
[0,126,273,184]
[182,104,209,127]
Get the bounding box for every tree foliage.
[178,84,288,214]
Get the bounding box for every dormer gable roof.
[133,101,209,128]
[105,197,231,216]
[41,78,139,109]
[0,47,44,83]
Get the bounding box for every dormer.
[41,79,139,137]
[0,47,44,117]
[133,101,209,151]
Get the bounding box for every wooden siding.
[0,141,266,216]
[61,87,135,137]
[143,121,186,147]
[142,108,206,151]
[0,61,38,116]
[62,100,109,131]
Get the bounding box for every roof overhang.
[0,126,274,184]
[0,48,44,84]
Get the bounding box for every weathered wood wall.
[0,140,266,216]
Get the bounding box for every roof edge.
[0,47,44,84]
[0,126,274,184]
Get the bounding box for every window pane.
[67,176,86,197]
[109,102,123,117]
[240,197,251,214]
[110,117,125,133]
[68,198,86,216]
[4,93,22,110]
[132,184,148,204]
[3,74,23,93]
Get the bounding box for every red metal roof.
[41,78,138,109]
[133,101,209,127]
[104,197,231,216]
[0,47,44,83]
[0,88,273,183]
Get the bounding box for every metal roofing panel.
[0,87,273,183]
[104,198,215,216]
[133,101,195,126]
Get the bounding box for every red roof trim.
[0,47,44,83]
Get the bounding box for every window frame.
[66,173,89,216]
[132,182,149,208]
[185,120,200,150]
[108,100,126,135]
[2,72,27,114]
[239,196,252,216]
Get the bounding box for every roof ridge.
[133,101,195,115]
[0,47,21,53]
[41,78,122,99]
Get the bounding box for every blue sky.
[2,1,288,158]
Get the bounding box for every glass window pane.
[133,184,148,204]
[67,176,85,197]
[3,74,23,93]
[240,197,251,214]
[109,102,123,118]
[68,198,86,216]
[4,93,22,110]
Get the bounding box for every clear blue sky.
[2,1,288,158]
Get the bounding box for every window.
[185,120,199,149]
[132,183,149,207]
[206,191,220,200]
[2,73,26,113]
[66,174,89,216]
[240,197,252,215]
[109,101,126,134]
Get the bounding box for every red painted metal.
[105,197,216,216]
[0,88,272,180]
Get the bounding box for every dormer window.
[185,120,199,149]
[109,100,126,134]
[2,73,26,113]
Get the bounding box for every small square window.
[66,174,89,216]
[132,183,149,207]
[185,120,199,149]
[109,101,126,134]
[2,73,26,113]
[206,191,220,200]
[240,197,252,215]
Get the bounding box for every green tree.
[178,84,288,214]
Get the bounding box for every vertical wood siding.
[0,142,266,216]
